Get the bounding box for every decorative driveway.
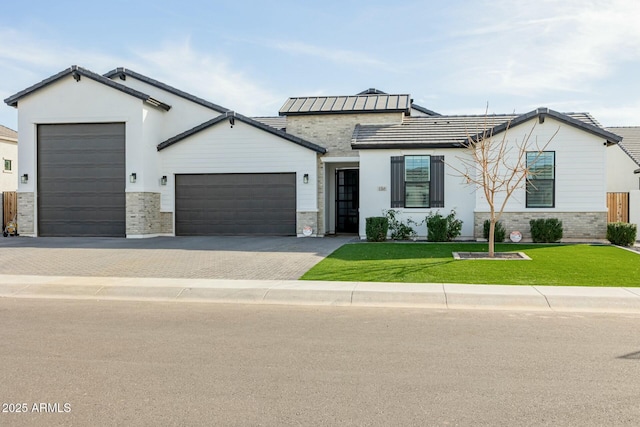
[0,236,354,280]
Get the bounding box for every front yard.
[301,243,640,286]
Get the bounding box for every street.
[1,299,639,426]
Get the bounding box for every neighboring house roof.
[410,103,442,117]
[352,108,620,149]
[157,111,326,154]
[4,65,171,111]
[253,116,287,131]
[104,68,229,113]
[279,93,412,116]
[606,126,640,169]
[0,125,17,142]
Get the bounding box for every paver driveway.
[0,236,354,280]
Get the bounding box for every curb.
[1,274,640,313]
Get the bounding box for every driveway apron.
[0,236,354,280]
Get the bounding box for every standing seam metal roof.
[279,94,412,116]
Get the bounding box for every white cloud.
[445,0,640,96]
[272,40,387,68]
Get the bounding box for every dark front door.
[336,169,359,233]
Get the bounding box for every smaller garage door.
[175,173,296,235]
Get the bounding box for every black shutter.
[430,155,445,208]
[390,156,405,208]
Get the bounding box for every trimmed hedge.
[365,217,389,242]
[607,222,637,246]
[529,218,563,243]
[426,210,463,242]
[483,220,506,242]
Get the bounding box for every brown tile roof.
[352,110,616,149]
[606,126,640,166]
[0,124,17,141]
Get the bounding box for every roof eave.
[352,142,465,149]
[4,65,171,111]
[104,68,229,113]
[472,108,621,144]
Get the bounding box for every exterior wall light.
[21,173,28,184]
[130,173,137,183]
[160,175,167,186]
[303,174,309,184]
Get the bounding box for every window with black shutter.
[390,155,445,208]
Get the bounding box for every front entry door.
[336,169,359,233]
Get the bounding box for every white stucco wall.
[358,148,475,239]
[158,119,319,215]
[15,75,167,195]
[0,139,18,192]
[108,75,222,141]
[607,144,639,192]
[475,117,609,213]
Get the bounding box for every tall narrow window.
[405,155,430,208]
[526,151,555,208]
[3,159,11,172]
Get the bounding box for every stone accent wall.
[286,112,403,157]
[126,192,162,236]
[297,211,319,236]
[474,211,608,241]
[17,192,34,236]
[160,212,173,235]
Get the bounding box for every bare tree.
[448,111,559,257]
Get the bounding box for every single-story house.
[4,65,622,240]
[0,124,17,193]
[605,126,640,233]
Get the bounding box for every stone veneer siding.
[474,211,607,241]
[286,113,403,157]
[17,192,34,236]
[287,112,404,235]
[297,211,319,236]
[126,192,163,236]
[160,212,173,235]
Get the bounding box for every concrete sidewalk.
[2,274,640,314]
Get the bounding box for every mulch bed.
[453,252,531,260]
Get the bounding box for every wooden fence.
[2,191,17,229]
[607,192,629,223]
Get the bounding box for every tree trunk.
[488,219,496,258]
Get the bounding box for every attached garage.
[37,123,126,237]
[175,173,296,235]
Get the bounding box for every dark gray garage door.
[37,123,126,237]
[175,173,296,235]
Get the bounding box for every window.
[526,151,555,208]
[391,155,444,208]
[3,159,11,172]
[405,156,430,208]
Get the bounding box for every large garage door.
[175,173,296,235]
[37,123,126,237]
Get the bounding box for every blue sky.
[1,0,639,130]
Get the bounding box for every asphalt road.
[1,299,640,426]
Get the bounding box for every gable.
[157,112,326,154]
[4,65,170,111]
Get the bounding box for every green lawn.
[301,243,640,286]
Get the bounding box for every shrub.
[384,209,415,240]
[529,218,563,243]
[607,222,637,246]
[426,210,463,242]
[365,217,389,242]
[483,220,506,242]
